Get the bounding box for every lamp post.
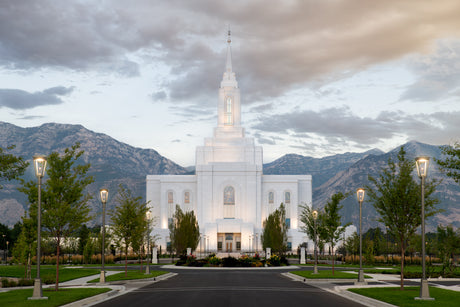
[145,211,151,274]
[99,189,108,283]
[312,210,319,274]
[30,155,47,300]
[356,188,366,284]
[2,234,5,263]
[5,241,8,265]
[415,157,433,301]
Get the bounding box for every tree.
[0,145,28,189]
[77,225,90,256]
[169,205,200,256]
[436,142,460,183]
[320,192,349,274]
[261,203,288,255]
[436,225,460,276]
[299,204,316,245]
[12,216,36,279]
[110,184,149,276]
[19,143,93,290]
[366,146,439,289]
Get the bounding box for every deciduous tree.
[366,146,439,289]
[109,184,149,276]
[436,142,460,183]
[0,145,28,189]
[20,143,93,290]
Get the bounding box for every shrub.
[1,278,9,288]
[18,279,34,287]
[222,257,238,267]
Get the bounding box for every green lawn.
[349,287,460,307]
[0,265,100,284]
[0,288,110,307]
[291,270,369,279]
[87,270,167,283]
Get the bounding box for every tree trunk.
[55,237,61,291]
[125,245,128,277]
[400,240,405,290]
[331,243,335,275]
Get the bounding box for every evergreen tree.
[19,143,93,290]
[169,206,200,256]
[366,146,439,289]
[77,225,90,255]
[261,203,288,256]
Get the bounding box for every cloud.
[252,107,460,146]
[2,1,460,104]
[400,40,460,102]
[0,86,74,110]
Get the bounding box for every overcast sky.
[1,0,460,166]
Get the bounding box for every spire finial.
[225,26,232,73]
[227,26,231,44]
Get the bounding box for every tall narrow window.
[268,192,274,204]
[224,96,233,125]
[167,191,174,222]
[284,191,291,204]
[184,191,190,204]
[168,191,174,204]
[223,186,235,218]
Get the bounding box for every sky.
[1,0,460,166]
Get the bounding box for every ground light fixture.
[29,155,48,300]
[100,188,108,283]
[355,188,366,285]
[415,157,434,301]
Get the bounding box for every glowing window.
[184,191,190,204]
[268,191,274,204]
[224,96,233,125]
[285,191,291,204]
[168,191,173,204]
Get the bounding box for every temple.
[146,32,312,254]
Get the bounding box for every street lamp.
[145,211,151,274]
[415,157,434,301]
[99,188,108,283]
[5,241,8,265]
[30,155,47,300]
[312,210,319,274]
[356,188,366,284]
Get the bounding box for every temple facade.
[146,33,312,254]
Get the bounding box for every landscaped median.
[87,270,168,283]
[0,288,111,307]
[349,287,460,307]
[290,270,371,280]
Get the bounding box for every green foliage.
[19,143,93,290]
[12,216,36,279]
[261,203,288,255]
[436,142,460,183]
[436,225,460,275]
[77,225,90,255]
[299,204,316,242]
[169,205,200,256]
[0,145,29,189]
[109,184,149,275]
[366,146,439,289]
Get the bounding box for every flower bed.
[175,253,288,267]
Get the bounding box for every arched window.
[223,186,235,218]
[167,191,174,225]
[284,191,291,204]
[224,96,233,125]
[268,191,274,204]
[184,191,190,204]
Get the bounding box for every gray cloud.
[400,40,460,102]
[0,86,74,110]
[252,107,460,146]
[2,1,460,103]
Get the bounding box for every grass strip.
[291,270,370,279]
[87,270,167,283]
[0,288,110,307]
[0,266,101,283]
[349,286,460,307]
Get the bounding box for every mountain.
[1,122,458,232]
[263,149,384,188]
[0,122,188,227]
[312,141,460,232]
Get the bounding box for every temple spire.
[226,28,232,73]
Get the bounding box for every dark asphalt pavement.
[94,268,365,307]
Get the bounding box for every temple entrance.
[217,233,241,252]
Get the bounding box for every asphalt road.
[94,268,365,307]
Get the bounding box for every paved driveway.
[94,268,365,307]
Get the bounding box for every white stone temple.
[146,32,312,254]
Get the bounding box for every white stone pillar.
[187,247,192,256]
[152,247,158,264]
[266,247,271,259]
[300,247,306,264]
